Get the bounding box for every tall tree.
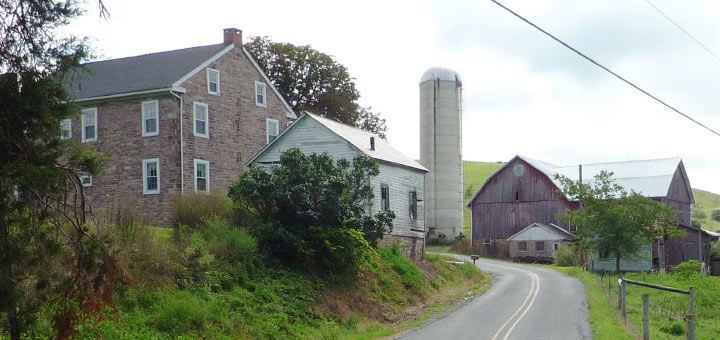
[555,171,682,272]
[245,36,388,138]
[1,1,109,339]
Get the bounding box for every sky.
[66,0,720,194]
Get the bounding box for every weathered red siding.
[471,157,577,244]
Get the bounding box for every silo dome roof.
[419,66,462,84]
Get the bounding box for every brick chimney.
[223,28,243,47]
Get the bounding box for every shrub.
[554,244,580,267]
[171,191,234,232]
[298,226,371,281]
[660,321,684,335]
[673,259,702,278]
[207,219,258,262]
[449,238,472,254]
[147,290,211,334]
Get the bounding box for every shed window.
[142,158,160,194]
[142,100,159,136]
[599,249,610,259]
[193,102,209,138]
[79,174,92,187]
[60,119,71,140]
[266,118,279,144]
[518,241,527,252]
[255,81,267,107]
[535,241,545,251]
[381,184,390,211]
[409,190,417,220]
[194,159,209,193]
[207,68,219,95]
[81,108,97,142]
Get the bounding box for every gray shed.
[507,222,576,263]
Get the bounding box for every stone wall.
[380,234,425,261]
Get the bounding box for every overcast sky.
[66,0,720,194]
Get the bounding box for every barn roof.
[467,155,693,206]
[247,113,428,172]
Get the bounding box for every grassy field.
[461,161,720,234]
[692,189,720,232]
[556,266,720,340]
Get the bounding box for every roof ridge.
[83,43,228,65]
[560,157,680,168]
[306,112,381,138]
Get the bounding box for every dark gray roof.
[66,43,230,100]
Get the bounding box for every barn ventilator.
[617,276,696,340]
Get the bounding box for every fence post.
[686,286,695,340]
[642,294,649,340]
[617,278,623,308]
[621,279,627,320]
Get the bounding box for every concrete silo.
[419,67,463,240]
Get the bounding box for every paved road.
[398,254,592,340]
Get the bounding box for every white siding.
[253,117,359,164]
[370,163,425,238]
[588,243,652,272]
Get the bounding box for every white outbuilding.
[247,113,428,259]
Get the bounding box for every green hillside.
[461,161,720,235]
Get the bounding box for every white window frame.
[266,118,279,144]
[81,107,97,143]
[79,174,92,187]
[380,184,390,211]
[207,68,220,95]
[193,102,209,138]
[255,81,267,107]
[141,100,159,137]
[193,159,210,193]
[60,119,72,140]
[142,158,160,195]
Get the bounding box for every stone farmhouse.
[63,28,297,226]
[468,155,718,271]
[248,113,428,259]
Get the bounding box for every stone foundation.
[380,234,425,261]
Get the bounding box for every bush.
[298,226,371,281]
[147,290,211,335]
[554,244,580,267]
[673,259,702,278]
[171,191,234,232]
[660,321,684,336]
[207,219,257,262]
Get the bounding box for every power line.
[643,0,720,64]
[490,0,720,138]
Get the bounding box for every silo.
[419,67,463,240]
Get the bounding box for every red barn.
[467,155,713,271]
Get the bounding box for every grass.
[555,266,720,340]
[692,189,720,232]
[462,161,504,236]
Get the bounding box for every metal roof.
[419,66,462,84]
[507,222,576,241]
[306,113,428,172]
[66,43,230,100]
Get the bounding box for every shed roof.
[247,113,428,172]
[507,222,576,241]
[468,155,693,206]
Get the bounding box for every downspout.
[171,91,184,194]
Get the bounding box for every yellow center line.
[489,268,540,340]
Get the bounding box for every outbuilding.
[507,222,576,263]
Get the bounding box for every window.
[409,190,418,220]
[266,118,279,144]
[142,158,160,194]
[535,241,545,251]
[207,68,219,95]
[79,174,92,187]
[142,100,159,136]
[381,184,390,211]
[255,81,266,107]
[553,243,559,251]
[81,108,97,142]
[60,119,72,140]
[194,159,209,193]
[518,241,527,252]
[193,102,209,138]
[599,249,610,259]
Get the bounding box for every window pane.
[147,162,157,177]
[197,178,207,191]
[147,176,157,191]
[85,126,95,139]
[536,241,544,251]
[196,120,206,135]
[196,164,206,178]
[146,118,156,133]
